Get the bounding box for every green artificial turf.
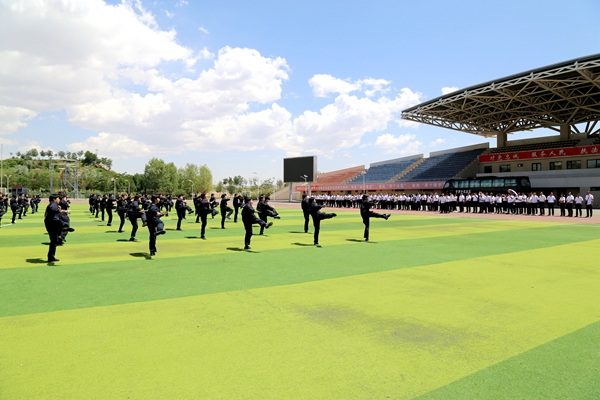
[1,204,599,399]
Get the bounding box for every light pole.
[119,172,127,195]
[301,174,308,196]
[253,172,258,199]
[361,170,367,194]
[126,180,131,194]
[4,174,11,195]
[111,177,116,197]
[187,179,194,197]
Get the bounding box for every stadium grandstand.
[346,156,422,184]
[292,53,600,203]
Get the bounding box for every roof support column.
[560,124,570,140]
[497,132,507,148]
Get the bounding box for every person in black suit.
[116,193,128,233]
[220,194,233,229]
[241,196,273,250]
[45,194,74,262]
[175,194,186,230]
[146,195,166,256]
[57,195,72,244]
[0,193,6,225]
[309,197,336,246]
[106,193,116,226]
[128,195,143,241]
[301,194,310,233]
[198,193,211,239]
[99,194,107,221]
[233,194,242,223]
[10,194,21,223]
[209,193,218,218]
[360,194,390,242]
[257,195,280,235]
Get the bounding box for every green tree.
[82,151,98,166]
[177,163,213,195]
[224,175,246,194]
[144,158,179,193]
[99,157,113,169]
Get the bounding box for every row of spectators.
[310,191,595,217]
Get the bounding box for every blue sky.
[1,0,599,183]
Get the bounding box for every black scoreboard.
[283,156,316,183]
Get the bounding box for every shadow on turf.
[26,258,50,264]
[129,252,153,260]
[346,238,377,244]
[116,239,132,242]
[288,231,309,234]
[226,247,259,253]
[292,242,317,247]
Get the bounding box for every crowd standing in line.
[1,189,594,263]
[307,191,594,218]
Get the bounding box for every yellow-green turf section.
[1,204,599,399]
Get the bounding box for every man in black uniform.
[128,195,143,241]
[146,195,166,256]
[198,193,211,239]
[241,196,273,250]
[309,197,337,246]
[57,195,72,244]
[175,194,186,230]
[89,193,96,214]
[21,194,29,216]
[116,193,128,233]
[106,193,116,226]
[232,194,242,223]
[45,194,74,262]
[99,194,107,221]
[0,193,6,226]
[174,194,193,230]
[360,194,390,242]
[209,193,218,218]
[220,194,233,229]
[301,194,311,233]
[10,194,21,223]
[257,195,280,235]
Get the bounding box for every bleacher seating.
[315,166,365,186]
[346,159,418,184]
[397,148,486,182]
[488,139,579,154]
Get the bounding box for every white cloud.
[175,0,188,6]
[199,26,209,34]
[0,1,423,161]
[164,10,174,18]
[374,133,422,154]
[288,88,421,155]
[430,138,446,147]
[0,106,36,134]
[0,137,19,146]
[68,132,153,158]
[309,75,393,98]
[17,140,53,153]
[441,86,459,95]
[309,75,360,98]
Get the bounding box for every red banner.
[479,145,600,163]
[295,181,445,192]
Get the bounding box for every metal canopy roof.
[401,53,600,138]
